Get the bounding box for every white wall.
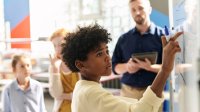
[0,0,6,51]
[29,0,68,40]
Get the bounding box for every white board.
[169,0,200,112]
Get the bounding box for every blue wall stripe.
[4,0,29,29]
[151,9,169,28]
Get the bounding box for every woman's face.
[52,37,64,59]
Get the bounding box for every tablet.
[131,52,158,64]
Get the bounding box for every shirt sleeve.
[87,86,164,112]
[112,36,123,75]
[39,85,47,112]
[48,65,63,98]
[1,86,11,112]
[129,86,164,112]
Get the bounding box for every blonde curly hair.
[49,28,69,41]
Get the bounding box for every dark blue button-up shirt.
[112,23,163,88]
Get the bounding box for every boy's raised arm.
[151,32,183,97]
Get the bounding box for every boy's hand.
[150,32,183,97]
[161,32,183,74]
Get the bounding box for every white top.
[72,80,164,112]
[48,64,64,112]
[49,63,78,112]
[49,73,64,112]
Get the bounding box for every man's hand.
[133,58,151,71]
[126,58,140,73]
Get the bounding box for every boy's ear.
[75,60,85,71]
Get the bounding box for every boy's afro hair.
[61,24,112,72]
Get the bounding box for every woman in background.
[49,28,80,112]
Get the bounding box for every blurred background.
[0,0,199,112]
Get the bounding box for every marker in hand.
[164,25,170,41]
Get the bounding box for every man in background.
[112,0,163,111]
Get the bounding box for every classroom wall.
[31,0,169,53]
[150,0,169,27]
[4,0,31,49]
[0,0,6,51]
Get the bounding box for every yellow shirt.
[72,80,164,112]
[59,71,79,112]
[49,62,80,112]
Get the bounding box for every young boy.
[61,24,182,112]
[1,54,46,112]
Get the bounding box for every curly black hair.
[61,24,112,72]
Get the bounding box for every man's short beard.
[135,16,144,25]
[136,20,144,25]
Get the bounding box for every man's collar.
[149,22,156,35]
[132,22,156,35]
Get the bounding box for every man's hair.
[61,24,112,72]
[129,0,151,6]
[49,28,69,41]
[129,0,136,3]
